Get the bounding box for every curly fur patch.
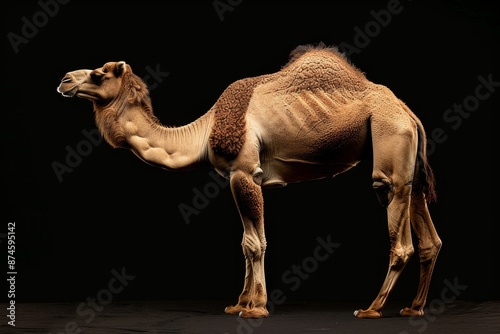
[209,77,260,158]
[235,176,263,221]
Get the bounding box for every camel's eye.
[90,70,104,83]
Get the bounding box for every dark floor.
[2,300,499,334]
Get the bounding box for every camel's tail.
[402,102,437,203]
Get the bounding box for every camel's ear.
[115,61,127,77]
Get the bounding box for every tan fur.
[57,44,442,320]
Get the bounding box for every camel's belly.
[255,118,368,187]
[260,157,360,188]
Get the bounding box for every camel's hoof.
[400,307,424,317]
[225,305,244,315]
[353,309,382,319]
[239,307,269,319]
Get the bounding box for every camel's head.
[57,61,131,103]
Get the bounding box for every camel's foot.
[239,306,269,318]
[225,304,245,315]
[400,307,424,317]
[353,309,382,319]
[224,305,269,318]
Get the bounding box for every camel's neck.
[97,102,214,171]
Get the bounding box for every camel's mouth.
[57,81,99,101]
[56,69,93,98]
[57,78,78,97]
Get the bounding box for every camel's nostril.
[61,77,72,83]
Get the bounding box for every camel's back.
[248,45,372,139]
[246,45,373,131]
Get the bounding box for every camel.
[56,43,442,319]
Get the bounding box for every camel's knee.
[373,179,394,207]
[242,233,266,260]
[389,245,414,268]
[418,239,442,263]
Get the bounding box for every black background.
[3,2,499,307]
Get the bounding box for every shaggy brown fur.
[209,77,258,158]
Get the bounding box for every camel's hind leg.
[400,191,442,316]
[354,114,417,319]
[224,169,269,319]
[354,177,414,318]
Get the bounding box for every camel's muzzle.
[57,76,78,97]
[56,69,92,97]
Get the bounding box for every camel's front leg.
[224,170,269,319]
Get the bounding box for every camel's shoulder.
[208,76,264,158]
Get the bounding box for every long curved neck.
[95,99,214,171]
[121,105,214,171]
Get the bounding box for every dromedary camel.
[57,43,442,319]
